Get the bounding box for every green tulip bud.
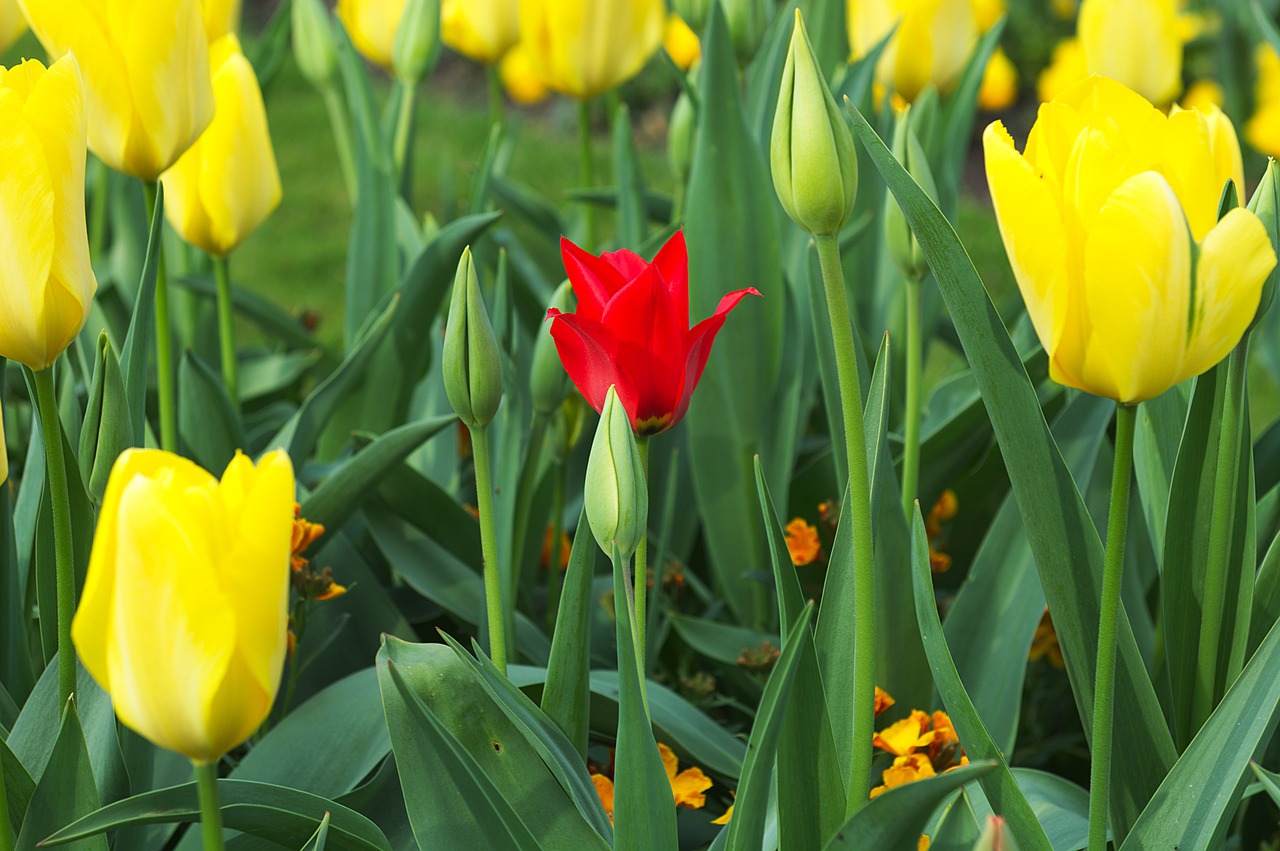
[584,387,648,560]
[672,0,711,32]
[443,247,504,428]
[1248,158,1279,331]
[725,0,774,63]
[291,0,338,88]
[531,282,575,416]
[551,394,587,464]
[972,816,1020,851]
[771,10,858,237]
[668,84,697,189]
[884,107,939,283]
[79,333,134,502]
[393,0,442,84]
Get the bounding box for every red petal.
[561,237,625,322]
[652,230,689,331]
[600,248,650,281]
[670,288,762,426]
[600,265,687,423]
[547,310,640,420]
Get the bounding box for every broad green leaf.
[1250,762,1280,808]
[375,461,483,567]
[0,465,35,700]
[119,186,163,447]
[667,615,778,668]
[1250,528,1280,654]
[1006,770,1089,851]
[1132,388,1188,563]
[41,780,390,851]
[612,104,646,248]
[540,509,600,757]
[169,276,322,352]
[236,351,322,403]
[16,703,105,851]
[1,735,34,841]
[850,105,1176,840]
[178,352,245,474]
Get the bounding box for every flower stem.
[320,84,357,203]
[488,65,504,128]
[901,276,923,519]
[33,368,76,706]
[213,255,239,411]
[1192,339,1249,727]
[578,100,595,249]
[194,761,227,851]
[393,79,418,196]
[143,181,177,453]
[545,460,567,634]
[1088,402,1137,851]
[634,434,651,672]
[470,425,508,673]
[89,158,109,261]
[814,233,875,814]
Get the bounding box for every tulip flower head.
[1078,0,1182,105]
[337,0,410,70]
[584,386,648,560]
[499,42,550,105]
[518,0,665,100]
[0,54,97,372]
[1247,45,1280,158]
[160,34,282,257]
[0,0,26,54]
[442,0,520,64]
[847,0,978,103]
[983,76,1277,404]
[18,0,215,181]
[72,449,295,764]
[547,231,760,435]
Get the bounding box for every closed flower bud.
[724,0,773,64]
[663,13,701,71]
[584,387,648,560]
[443,248,504,428]
[292,0,339,87]
[551,394,587,463]
[161,35,282,257]
[771,10,858,236]
[668,80,698,187]
[0,0,26,54]
[884,107,938,282]
[442,0,519,65]
[1248,159,1280,330]
[1079,0,1182,105]
[519,0,666,101]
[203,0,241,41]
[0,55,98,371]
[19,0,215,181]
[531,282,575,416]
[393,0,441,83]
[72,449,295,763]
[79,334,134,503]
[848,0,977,103]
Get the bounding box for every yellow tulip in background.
[983,76,1276,404]
[17,0,214,181]
[500,42,550,105]
[847,0,978,103]
[202,0,241,42]
[664,13,701,71]
[1078,0,1182,104]
[442,0,520,64]
[0,54,97,372]
[0,0,25,54]
[979,47,1017,110]
[518,0,665,100]
[73,449,295,764]
[337,0,410,70]
[161,34,282,257]
[1248,45,1280,157]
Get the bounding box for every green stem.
[1088,402,1137,851]
[320,84,357,203]
[194,761,227,851]
[546,461,567,633]
[1192,340,1249,726]
[213,255,239,411]
[470,426,508,673]
[814,233,875,814]
[578,100,595,249]
[393,79,418,191]
[34,368,75,707]
[143,181,177,452]
[89,158,109,261]
[634,434,651,671]
[901,276,923,518]
[487,65,504,128]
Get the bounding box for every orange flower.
[874,686,895,716]
[873,711,936,756]
[659,743,712,809]
[592,773,615,824]
[712,797,734,824]
[1029,609,1065,668]
[784,518,822,565]
[540,524,572,571]
[870,753,936,797]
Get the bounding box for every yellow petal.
[442,0,520,64]
[978,47,1018,111]
[1180,208,1275,379]
[1163,105,1244,240]
[1079,171,1190,403]
[499,42,550,105]
[337,0,411,70]
[658,742,679,782]
[1036,38,1088,104]
[671,767,712,809]
[202,0,241,41]
[0,0,26,54]
[519,0,664,100]
[1078,0,1182,105]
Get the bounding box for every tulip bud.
[668,85,697,188]
[885,107,939,283]
[724,0,773,64]
[79,334,135,502]
[292,0,339,87]
[1248,159,1280,330]
[584,387,648,560]
[531,282,575,416]
[443,248,504,428]
[973,816,1020,851]
[771,10,858,237]
[550,395,587,463]
[393,0,442,83]
[671,0,711,32]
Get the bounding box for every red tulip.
[547,230,761,435]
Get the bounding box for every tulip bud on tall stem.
[32,368,76,706]
[143,182,178,453]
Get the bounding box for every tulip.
[530,282,575,416]
[663,12,701,71]
[443,247,504,429]
[442,0,519,64]
[293,0,339,87]
[0,0,26,54]
[584,386,649,560]
[847,0,978,103]
[0,55,97,372]
[73,448,295,763]
[518,0,665,100]
[392,0,442,84]
[1078,0,1182,105]
[723,0,773,63]
[1247,45,1280,158]
[499,42,550,105]
[160,35,281,257]
[978,47,1018,111]
[547,230,760,435]
[18,0,214,181]
[983,76,1276,404]
[336,0,410,70]
[203,0,241,41]
[1036,38,1087,104]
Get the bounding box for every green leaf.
[1250,762,1280,808]
[1132,387,1189,564]
[909,507,1054,851]
[78,333,133,502]
[0,441,36,699]
[725,604,816,851]
[41,780,390,851]
[2,734,34,841]
[178,352,245,474]
[822,763,996,850]
[850,103,1176,840]
[1004,770,1089,851]
[16,703,105,851]
[540,509,599,757]
[301,811,332,851]
[1119,614,1280,850]
[612,104,646,248]
[667,615,777,668]
[169,275,322,352]
[119,184,163,447]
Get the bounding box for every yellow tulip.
[971,0,1005,31]
[203,0,241,41]
[0,0,26,54]
[1247,45,1280,158]
[1078,0,1182,105]
[0,55,97,372]
[161,35,281,257]
[336,0,410,70]
[847,0,978,103]
[500,42,550,105]
[519,0,665,100]
[1036,37,1087,104]
[17,0,214,181]
[664,12,701,71]
[72,449,295,764]
[983,76,1275,404]
[1181,79,1224,113]
[442,0,520,64]
[978,46,1017,111]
